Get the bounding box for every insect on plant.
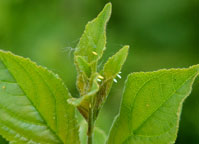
[0,2,198,144]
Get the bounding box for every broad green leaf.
[93,46,129,119]
[107,65,199,144]
[0,50,80,144]
[74,2,112,64]
[79,120,107,144]
[0,135,8,144]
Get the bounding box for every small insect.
[98,75,104,79]
[117,74,122,79]
[92,51,98,56]
[97,78,102,82]
[113,72,122,83]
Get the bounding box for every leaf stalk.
[87,101,94,144]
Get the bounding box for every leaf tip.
[104,2,112,13]
[105,2,112,9]
[122,45,130,51]
[119,45,130,57]
[99,2,112,22]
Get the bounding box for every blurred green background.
[0,0,198,143]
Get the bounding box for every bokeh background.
[0,0,198,143]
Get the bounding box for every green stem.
[87,105,94,144]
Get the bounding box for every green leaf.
[76,56,91,78]
[107,65,199,144]
[79,120,107,144]
[0,50,80,144]
[93,45,129,119]
[74,3,112,99]
[102,45,129,80]
[74,2,112,64]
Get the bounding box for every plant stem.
[87,105,94,144]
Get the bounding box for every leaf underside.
[0,50,80,144]
[107,65,199,144]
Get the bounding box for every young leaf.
[102,45,129,80]
[107,65,199,144]
[93,45,129,119]
[0,50,80,144]
[74,3,112,98]
[68,73,100,120]
[71,3,113,122]
[74,2,112,64]
[76,56,91,78]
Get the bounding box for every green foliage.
[94,45,129,120]
[0,50,79,144]
[68,3,128,123]
[0,2,198,144]
[102,46,129,80]
[107,65,199,144]
[69,3,113,121]
[74,3,111,64]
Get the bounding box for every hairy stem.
[87,105,94,144]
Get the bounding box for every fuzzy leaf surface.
[0,50,80,144]
[74,3,112,64]
[107,65,199,144]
